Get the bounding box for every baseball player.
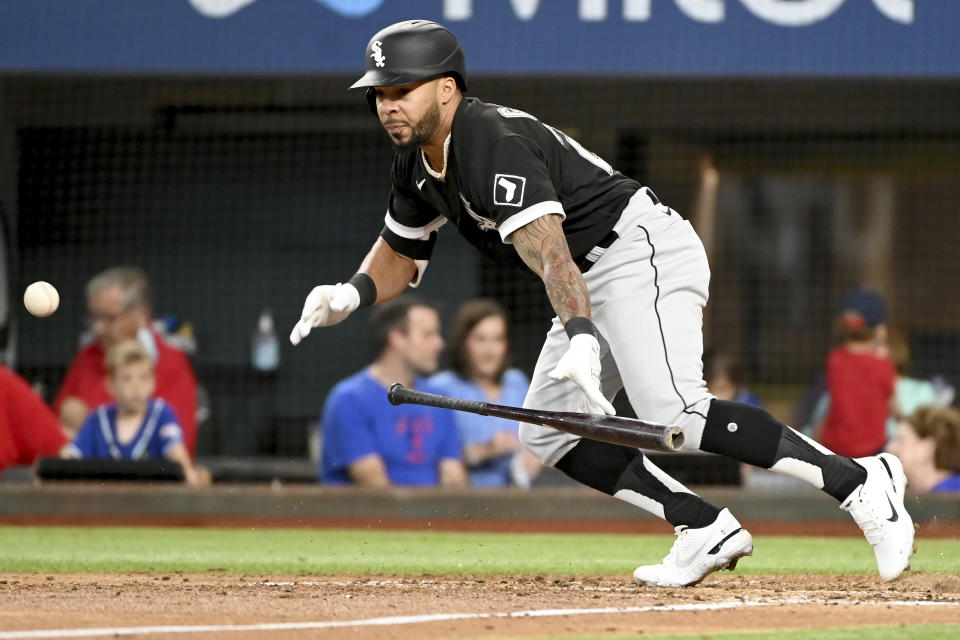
[291,20,915,587]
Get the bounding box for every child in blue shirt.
[61,339,202,485]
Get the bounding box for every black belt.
[576,187,675,273]
[576,227,619,273]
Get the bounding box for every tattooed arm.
[510,214,615,415]
[510,214,590,323]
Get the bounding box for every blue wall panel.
[0,1,954,76]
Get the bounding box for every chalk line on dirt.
[0,598,956,638]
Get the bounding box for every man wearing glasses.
[53,267,198,457]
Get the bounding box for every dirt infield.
[2,572,958,639]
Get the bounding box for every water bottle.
[251,308,279,372]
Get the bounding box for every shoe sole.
[634,531,754,588]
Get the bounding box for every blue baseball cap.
[839,288,887,329]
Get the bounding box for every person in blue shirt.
[60,339,203,485]
[430,299,540,488]
[320,297,467,487]
[886,406,960,493]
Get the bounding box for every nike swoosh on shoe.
[885,494,899,523]
[879,455,895,481]
[707,528,744,555]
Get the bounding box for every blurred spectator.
[430,299,541,488]
[0,364,67,474]
[886,407,960,493]
[53,267,198,457]
[881,328,940,437]
[60,340,205,485]
[702,348,762,408]
[816,288,896,457]
[805,327,953,439]
[319,297,467,488]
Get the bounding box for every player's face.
[108,361,156,414]
[398,306,445,375]
[88,285,147,349]
[375,80,442,149]
[465,315,508,381]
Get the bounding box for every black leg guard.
[554,438,635,495]
[700,399,866,501]
[554,439,721,528]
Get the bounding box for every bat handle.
[388,383,488,414]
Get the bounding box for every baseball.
[23,281,60,317]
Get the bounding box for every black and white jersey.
[380,97,640,283]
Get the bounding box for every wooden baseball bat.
[388,383,684,453]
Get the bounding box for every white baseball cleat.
[841,452,915,582]
[633,508,753,588]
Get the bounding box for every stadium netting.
[3,75,959,458]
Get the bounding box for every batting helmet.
[350,19,467,113]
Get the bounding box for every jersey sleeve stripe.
[384,211,447,240]
[498,200,566,243]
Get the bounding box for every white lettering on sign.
[873,0,913,23]
[742,0,912,26]
[444,0,543,21]
[621,1,723,22]
[581,0,606,21]
[442,0,913,25]
[739,0,846,27]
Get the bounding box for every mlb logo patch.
[493,174,526,207]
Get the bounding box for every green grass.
[0,526,958,575]
[552,625,960,640]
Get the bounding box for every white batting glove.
[548,333,616,416]
[289,282,361,345]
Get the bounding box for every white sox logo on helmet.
[371,40,386,68]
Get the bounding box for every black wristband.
[347,273,377,308]
[564,316,597,340]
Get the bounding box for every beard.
[386,100,441,150]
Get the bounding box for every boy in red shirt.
[819,288,896,458]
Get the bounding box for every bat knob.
[388,383,406,406]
